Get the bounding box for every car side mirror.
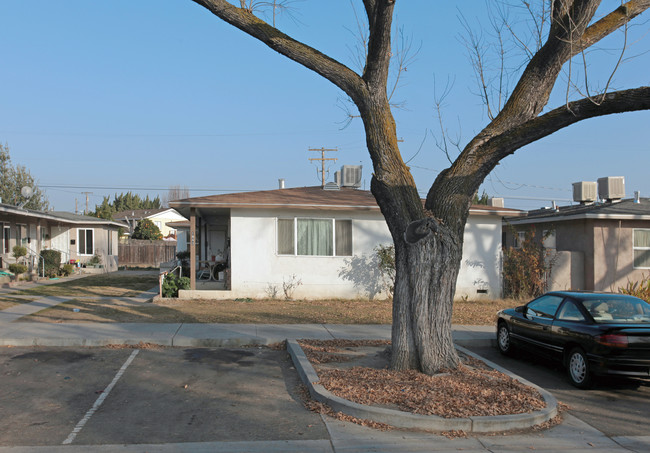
[515,305,525,313]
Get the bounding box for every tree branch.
[191,0,367,101]
[575,0,650,56]
[488,85,650,163]
[362,0,395,90]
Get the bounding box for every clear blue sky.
[1,1,648,212]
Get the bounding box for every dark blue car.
[496,291,650,388]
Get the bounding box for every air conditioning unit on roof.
[572,181,597,203]
[598,176,625,202]
[340,165,362,188]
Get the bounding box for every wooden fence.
[118,239,177,268]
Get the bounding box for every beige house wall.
[505,218,650,293]
[69,226,119,271]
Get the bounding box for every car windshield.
[580,298,650,323]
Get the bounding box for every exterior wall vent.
[597,176,625,202]
[572,181,597,203]
[488,197,504,207]
[340,165,362,188]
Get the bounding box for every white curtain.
[634,230,650,268]
[297,219,332,256]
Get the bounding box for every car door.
[510,294,565,353]
[549,298,591,356]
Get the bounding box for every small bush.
[162,274,191,298]
[176,251,191,277]
[503,227,553,300]
[12,245,27,261]
[8,263,28,275]
[132,219,163,240]
[88,254,102,266]
[61,263,75,276]
[619,274,650,303]
[375,244,396,296]
[40,249,62,278]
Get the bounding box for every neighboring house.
[169,185,522,300]
[503,177,650,292]
[113,208,187,240]
[0,203,126,272]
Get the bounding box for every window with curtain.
[634,229,650,268]
[297,219,332,256]
[78,228,94,255]
[335,220,352,256]
[277,218,352,256]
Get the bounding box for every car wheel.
[497,323,513,355]
[567,347,592,389]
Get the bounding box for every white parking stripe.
[62,349,139,445]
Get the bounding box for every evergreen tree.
[131,218,163,240]
[90,192,162,218]
[0,143,49,210]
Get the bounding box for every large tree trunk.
[361,92,466,374]
[390,225,463,373]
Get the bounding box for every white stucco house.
[113,208,187,240]
[169,185,522,300]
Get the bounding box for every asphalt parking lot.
[0,346,328,447]
[467,345,650,437]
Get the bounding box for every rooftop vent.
[598,176,625,202]
[323,182,340,191]
[572,181,597,204]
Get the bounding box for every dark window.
[78,229,94,255]
[526,295,564,318]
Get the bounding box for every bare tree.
[191,0,650,374]
[164,185,191,207]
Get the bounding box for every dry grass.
[0,297,35,311]
[21,298,393,324]
[452,298,520,325]
[13,273,159,298]
[19,296,517,325]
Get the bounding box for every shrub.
[176,251,191,277]
[502,227,553,299]
[8,263,28,275]
[162,274,190,298]
[132,219,163,240]
[12,245,27,262]
[619,274,650,302]
[61,263,75,276]
[88,254,102,266]
[40,249,61,278]
[375,244,396,296]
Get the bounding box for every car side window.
[556,300,586,322]
[525,295,564,319]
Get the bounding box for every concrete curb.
[287,339,558,433]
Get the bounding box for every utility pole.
[309,147,338,187]
[81,192,92,215]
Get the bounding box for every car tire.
[567,347,592,389]
[497,323,513,355]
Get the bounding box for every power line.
[38,184,260,192]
